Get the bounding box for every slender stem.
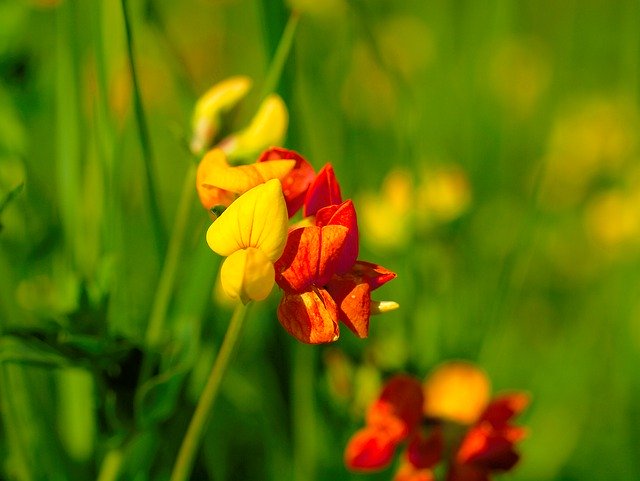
[145,163,197,349]
[292,343,317,481]
[258,10,300,100]
[120,0,166,253]
[170,302,250,481]
[96,448,124,481]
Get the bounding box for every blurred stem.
[292,343,317,481]
[120,0,166,254]
[96,448,123,481]
[170,302,250,481]
[143,163,197,352]
[258,10,300,100]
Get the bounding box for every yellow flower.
[190,76,253,155]
[206,179,288,303]
[196,148,295,210]
[219,94,288,160]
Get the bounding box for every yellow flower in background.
[417,165,471,224]
[206,179,288,303]
[196,148,295,210]
[359,169,413,250]
[218,94,288,160]
[584,189,640,250]
[422,361,491,425]
[190,76,253,155]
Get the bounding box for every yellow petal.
[191,76,252,154]
[207,178,288,261]
[220,248,275,303]
[219,94,288,160]
[207,160,295,194]
[423,361,491,424]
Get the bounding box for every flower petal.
[275,225,349,292]
[207,179,288,261]
[456,422,522,471]
[220,247,275,303]
[258,147,316,217]
[344,426,398,472]
[479,392,530,428]
[315,200,359,274]
[394,462,436,481]
[303,163,342,217]
[196,148,237,210]
[277,288,339,344]
[326,274,371,338]
[406,427,443,470]
[367,375,424,443]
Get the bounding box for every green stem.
[120,0,166,253]
[258,10,300,100]
[170,302,250,481]
[96,448,124,481]
[292,343,317,481]
[144,163,197,350]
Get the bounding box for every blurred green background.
[1,0,639,480]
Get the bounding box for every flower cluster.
[345,361,529,481]
[200,145,398,344]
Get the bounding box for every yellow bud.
[370,300,400,314]
[220,247,275,303]
[219,94,288,160]
[190,76,252,155]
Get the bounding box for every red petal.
[351,261,397,290]
[303,163,342,217]
[406,427,443,470]
[367,375,424,443]
[315,200,359,274]
[258,147,315,217]
[326,274,371,338]
[456,422,522,471]
[344,426,398,472]
[277,289,339,344]
[275,225,348,292]
[480,392,530,428]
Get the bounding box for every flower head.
[345,363,529,481]
[206,179,288,303]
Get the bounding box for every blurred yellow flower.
[206,179,288,303]
[190,76,252,154]
[585,189,640,249]
[359,169,413,250]
[416,165,471,224]
[218,94,288,160]
[422,361,491,425]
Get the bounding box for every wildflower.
[345,362,529,481]
[274,168,397,344]
[196,147,313,218]
[206,179,288,303]
[190,76,252,154]
[218,94,288,160]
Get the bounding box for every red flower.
[303,163,342,217]
[448,393,529,481]
[345,376,424,471]
[258,147,315,217]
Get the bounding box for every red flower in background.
[345,364,529,481]
[274,164,397,344]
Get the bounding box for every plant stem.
[292,343,317,481]
[170,302,250,481]
[120,0,166,254]
[258,10,300,101]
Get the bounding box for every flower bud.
[190,76,252,155]
[219,94,288,160]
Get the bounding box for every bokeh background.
[1,0,639,480]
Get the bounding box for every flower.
[274,167,397,344]
[345,363,529,481]
[218,94,288,160]
[190,76,252,155]
[196,147,314,219]
[206,179,288,303]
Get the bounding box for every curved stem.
[170,302,250,481]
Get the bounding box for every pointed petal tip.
[371,301,400,314]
